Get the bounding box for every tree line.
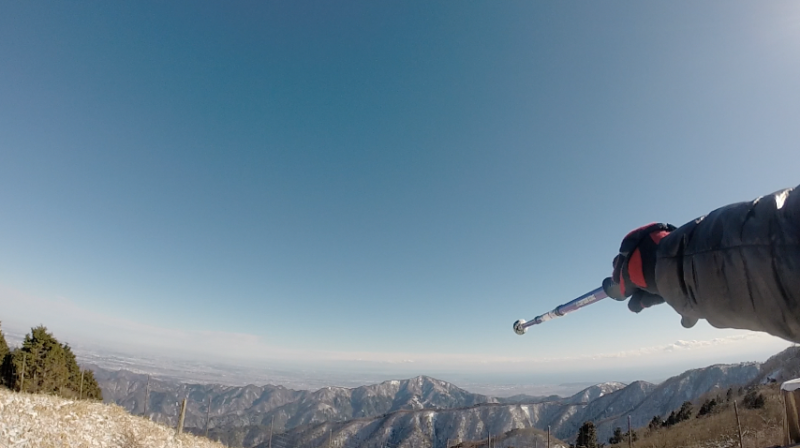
[570,421,637,448]
[0,322,102,400]
[571,386,770,448]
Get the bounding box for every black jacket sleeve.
[655,185,800,342]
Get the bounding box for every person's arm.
[655,185,800,341]
[607,185,800,343]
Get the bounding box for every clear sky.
[1,1,799,385]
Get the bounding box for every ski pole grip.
[602,277,627,301]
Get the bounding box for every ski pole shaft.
[513,283,610,335]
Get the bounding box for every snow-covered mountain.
[562,382,627,404]
[751,345,800,385]
[93,348,788,448]
[261,362,759,448]
[547,380,657,439]
[94,370,497,433]
[250,404,566,448]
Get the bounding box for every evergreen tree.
[662,401,694,427]
[12,326,67,393]
[80,369,103,400]
[743,389,766,409]
[676,401,693,421]
[1,348,17,389]
[648,416,661,432]
[663,411,677,427]
[0,322,9,388]
[0,321,9,361]
[697,398,718,417]
[62,344,83,397]
[5,326,101,400]
[608,427,623,445]
[575,421,598,448]
[623,429,638,442]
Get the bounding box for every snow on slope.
[0,388,224,448]
[97,371,497,432]
[564,382,627,404]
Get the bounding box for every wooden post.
[176,397,188,435]
[628,415,632,448]
[487,431,490,448]
[205,396,212,437]
[143,375,150,418]
[783,384,790,446]
[782,379,800,445]
[328,428,332,448]
[430,419,434,448]
[20,353,26,392]
[733,400,744,448]
[547,426,550,448]
[268,415,274,448]
[79,370,84,399]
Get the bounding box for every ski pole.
[512,278,619,335]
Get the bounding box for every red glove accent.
[611,223,675,298]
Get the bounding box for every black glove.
[603,223,697,328]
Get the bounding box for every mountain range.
[90,346,797,448]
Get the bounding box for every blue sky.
[1,1,799,385]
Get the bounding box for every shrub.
[743,389,766,409]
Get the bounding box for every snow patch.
[776,189,790,209]
[0,389,224,448]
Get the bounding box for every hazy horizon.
[2,320,790,398]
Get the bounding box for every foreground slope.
[0,388,224,448]
[599,362,762,436]
[634,384,784,448]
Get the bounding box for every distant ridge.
[92,348,792,447]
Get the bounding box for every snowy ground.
[0,388,224,448]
